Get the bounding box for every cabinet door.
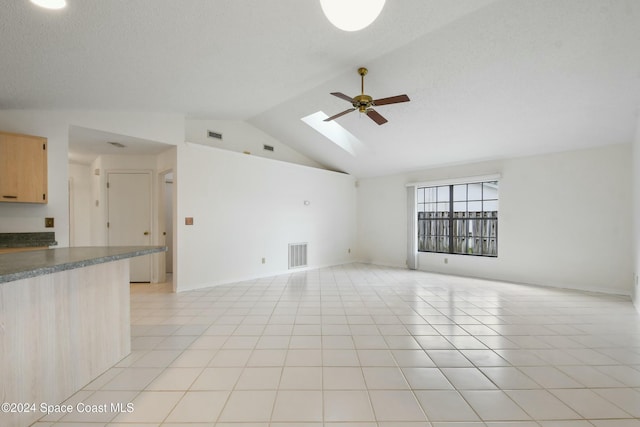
[0,132,48,203]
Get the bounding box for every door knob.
[143,231,149,235]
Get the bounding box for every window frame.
[416,179,499,257]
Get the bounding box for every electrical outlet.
[45,217,54,228]
[348,248,351,254]
[262,257,266,264]
[444,258,448,264]
[185,217,194,225]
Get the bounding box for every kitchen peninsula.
[0,246,165,427]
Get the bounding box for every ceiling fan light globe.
[320,0,386,31]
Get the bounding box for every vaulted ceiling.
[2,0,639,177]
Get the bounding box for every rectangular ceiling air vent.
[263,144,274,152]
[207,130,223,140]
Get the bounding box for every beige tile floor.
[33,263,640,426]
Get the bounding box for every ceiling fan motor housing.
[353,94,373,112]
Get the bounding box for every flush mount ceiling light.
[30,0,67,10]
[319,0,385,31]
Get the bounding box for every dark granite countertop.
[0,246,166,284]
[0,232,57,248]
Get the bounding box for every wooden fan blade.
[366,109,388,125]
[373,94,410,106]
[330,92,354,102]
[324,108,356,122]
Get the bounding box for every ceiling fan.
[324,67,410,125]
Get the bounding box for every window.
[417,181,498,256]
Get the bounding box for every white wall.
[0,110,184,247]
[68,163,92,246]
[632,114,640,311]
[357,173,409,268]
[89,156,105,246]
[358,144,633,296]
[175,142,356,291]
[185,119,325,170]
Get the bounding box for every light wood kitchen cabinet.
[0,131,48,203]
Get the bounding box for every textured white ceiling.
[68,126,174,165]
[2,0,640,177]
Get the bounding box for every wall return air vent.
[207,130,223,140]
[288,243,308,269]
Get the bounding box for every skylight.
[31,0,67,10]
[301,111,363,156]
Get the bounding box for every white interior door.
[107,172,152,282]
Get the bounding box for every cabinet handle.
[2,195,17,199]
[143,231,149,235]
